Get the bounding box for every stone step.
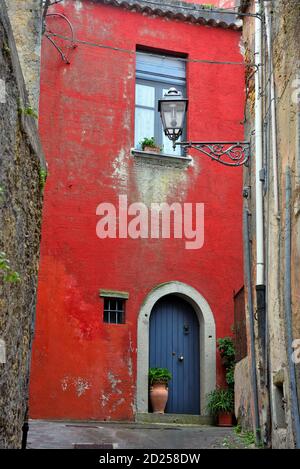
[136,413,214,425]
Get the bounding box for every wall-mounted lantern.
[158,87,250,167]
[158,88,188,145]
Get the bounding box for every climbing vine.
[217,336,236,388]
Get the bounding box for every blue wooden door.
[149,295,200,414]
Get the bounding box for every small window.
[103,298,125,324]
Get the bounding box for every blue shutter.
[136,52,186,85]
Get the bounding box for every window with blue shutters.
[135,51,186,156]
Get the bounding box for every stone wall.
[238,0,300,448]
[234,357,253,430]
[0,2,45,449]
[271,0,300,448]
[5,0,43,111]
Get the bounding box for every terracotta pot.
[217,412,234,427]
[150,383,168,413]
[143,145,161,154]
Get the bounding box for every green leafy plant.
[222,426,259,449]
[206,336,236,422]
[39,168,47,190]
[19,106,38,119]
[3,270,21,283]
[234,424,242,434]
[140,137,160,151]
[149,367,172,386]
[225,365,235,387]
[206,387,234,416]
[234,426,256,446]
[0,252,21,283]
[218,337,235,364]
[217,336,235,388]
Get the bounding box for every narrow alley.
[27,420,250,450]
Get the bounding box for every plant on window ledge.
[140,137,161,154]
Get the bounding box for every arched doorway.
[137,281,216,415]
[150,295,200,414]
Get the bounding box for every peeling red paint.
[29,0,245,420]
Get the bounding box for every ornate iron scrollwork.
[176,141,250,167]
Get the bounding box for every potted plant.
[149,367,172,414]
[140,137,161,154]
[206,387,234,426]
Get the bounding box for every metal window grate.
[103,298,125,324]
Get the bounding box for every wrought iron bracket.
[174,141,250,167]
[42,5,76,64]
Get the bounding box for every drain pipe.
[254,0,267,402]
[254,0,267,395]
[254,0,268,444]
[255,0,265,287]
[284,169,300,449]
[244,208,261,446]
[264,0,279,217]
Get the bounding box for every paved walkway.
[27,420,244,449]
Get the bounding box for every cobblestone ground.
[27,420,253,449]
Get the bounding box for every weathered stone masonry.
[5,0,42,112]
[0,2,45,449]
[235,0,300,449]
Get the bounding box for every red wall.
[29,0,245,420]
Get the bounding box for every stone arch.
[136,281,216,415]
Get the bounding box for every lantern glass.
[160,101,186,133]
[158,88,188,143]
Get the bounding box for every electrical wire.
[46,31,256,67]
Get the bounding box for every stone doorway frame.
[136,281,216,415]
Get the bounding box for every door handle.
[178,355,184,362]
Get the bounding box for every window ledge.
[99,289,129,299]
[131,148,193,165]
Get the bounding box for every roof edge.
[95,0,242,30]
